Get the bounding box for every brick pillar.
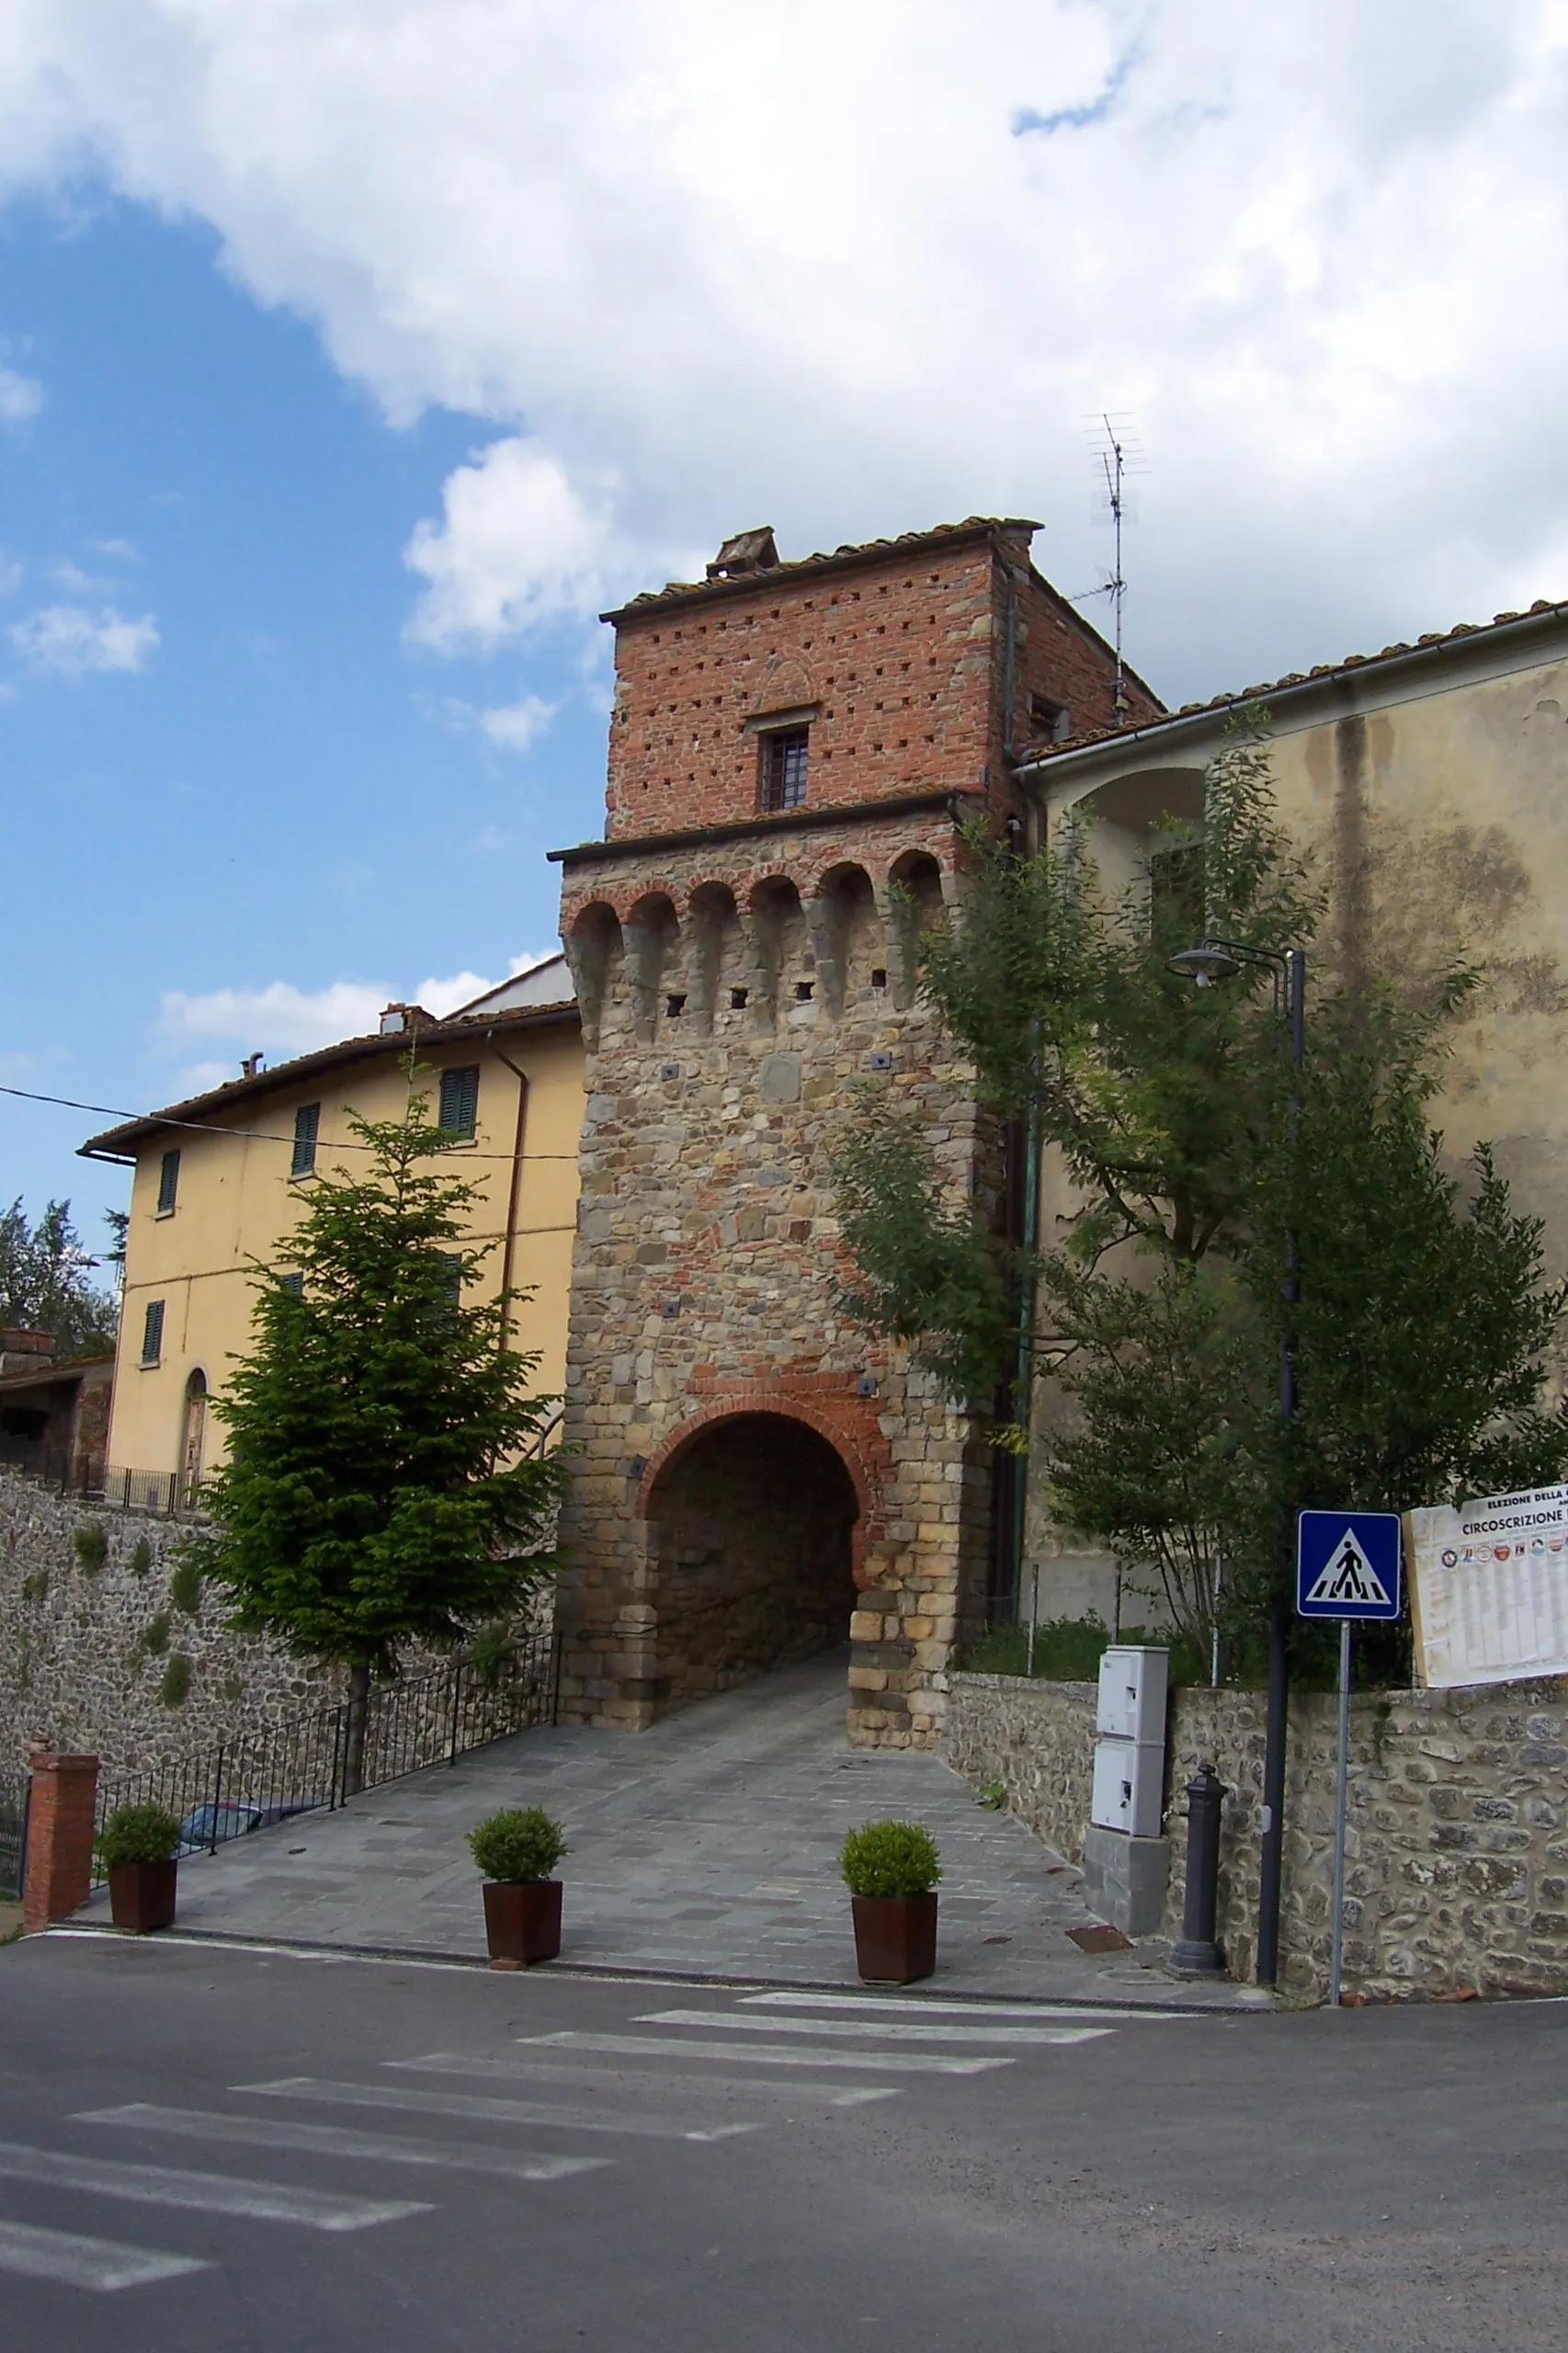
[22,1751,99,1932]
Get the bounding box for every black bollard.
[1168,1762,1227,1976]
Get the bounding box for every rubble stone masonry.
[946,1670,1568,2003]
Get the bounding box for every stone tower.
[552,516,1156,1746]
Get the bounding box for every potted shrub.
[97,1803,182,1934]
[468,1807,569,1969]
[840,1819,941,1984]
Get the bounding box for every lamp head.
[1167,942,1243,989]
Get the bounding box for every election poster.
[1404,1483,1568,1688]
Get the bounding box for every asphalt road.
[1,1930,1564,2351]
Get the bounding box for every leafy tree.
[830,721,1567,1665]
[191,1080,568,1787]
[0,1197,119,1358]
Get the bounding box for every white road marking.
[638,2007,1111,2047]
[0,2217,210,2292]
[741,1991,1177,2023]
[0,2141,429,2232]
[74,2105,608,2183]
[392,2054,897,2107]
[517,2032,1011,2075]
[236,2077,756,2143]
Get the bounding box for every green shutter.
[142,1300,165,1365]
[438,1065,480,1138]
[290,1103,321,1177]
[156,1149,181,1214]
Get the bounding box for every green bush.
[20,1571,48,1604]
[467,1807,568,1883]
[159,1654,192,1708]
[958,1617,1208,1688]
[129,1537,153,1578]
[467,1619,515,1691]
[142,1611,171,1656]
[97,1803,181,1868]
[168,1556,203,1616]
[839,1819,940,1899]
[74,1522,108,1574]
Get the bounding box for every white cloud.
[89,537,139,561]
[479,692,558,753]
[11,603,159,676]
[0,365,42,426]
[404,438,617,650]
[1,5,1565,694]
[155,960,553,1062]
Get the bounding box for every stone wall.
[0,1471,346,1772]
[0,1470,554,1778]
[945,1668,1568,2005]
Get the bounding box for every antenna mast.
[1071,413,1146,722]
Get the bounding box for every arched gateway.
[640,1411,862,1707]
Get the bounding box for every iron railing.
[90,1630,560,1887]
[0,1768,28,1904]
[0,1450,196,1515]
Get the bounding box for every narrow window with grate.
[290,1102,321,1178]
[278,1271,304,1297]
[438,1252,463,1310]
[141,1299,165,1366]
[760,725,809,812]
[437,1064,481,1139]
[155,1149,180,1215]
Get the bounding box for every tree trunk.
[343,1658,371,1798]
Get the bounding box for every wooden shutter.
[290,1103,321,1177]
[438,1065,480,1137]
[156,1149,181,1214]
[142,1300,165,1365]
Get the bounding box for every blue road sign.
[1297,1509,1403,1621]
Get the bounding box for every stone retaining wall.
[945,1669,1568,2005]
[0,1470,551,1776]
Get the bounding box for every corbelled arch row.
[552,819,1002,1745]
[559,836,968,1048]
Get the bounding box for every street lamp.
[1168,935,1305,1990]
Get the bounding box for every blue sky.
[2,199,607,1247]
[3,1,1565,1262]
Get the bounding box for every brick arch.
[636,1394,881,1577]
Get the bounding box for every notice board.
[1405,1483,1568,1689]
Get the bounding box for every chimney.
[706,528,780,581]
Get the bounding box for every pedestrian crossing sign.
[1297,1510,1403,1621]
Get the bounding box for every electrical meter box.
[1090,1736,1165,1838]
[1096,1645,1170,1744]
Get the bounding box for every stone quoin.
[550,517,1156,1744]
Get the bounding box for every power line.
[0,1084,579,1163]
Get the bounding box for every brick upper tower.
[551,517,1158,1745]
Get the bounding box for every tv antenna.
[1071,413,1146,720]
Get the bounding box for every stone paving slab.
[76,1653,1264,2008]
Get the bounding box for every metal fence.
[0,1448,196,1516]
[90,1630,560,1887]
[0,1768,28,1904]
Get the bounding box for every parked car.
[176,1797,319,1855]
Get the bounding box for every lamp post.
[1167,936,1305,1989]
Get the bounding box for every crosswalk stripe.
[638,2008,1112,2048]
[740,1991,1180,2023]
[234,2078,757,2143]
[74,2105,609,2184]
[0,2217,211,2292]
[0,2142,430,2232]
[517,2032,1011,2075]
[391,2054,898,2108]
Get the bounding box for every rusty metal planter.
[483,1878,562,1968]
[850,1892,937,1984]
[108,1859,177,1934]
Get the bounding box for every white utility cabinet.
[1096,1644,1170,1743]
[1090,1737,1165,1838]
[1090,1644,1170,1839]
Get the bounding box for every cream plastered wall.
[1022,626,1568,1615]
[106,1019,584,1481]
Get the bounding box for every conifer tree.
[194,1080,567,1781]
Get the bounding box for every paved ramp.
[76,1653,1257,2006]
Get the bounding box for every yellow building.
[80,965,582,1495]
